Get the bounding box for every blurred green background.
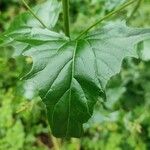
[0,0,150,149]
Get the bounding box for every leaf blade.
[2,20,150,137]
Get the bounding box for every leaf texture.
[1,0,150,138]
[12,22,150,137]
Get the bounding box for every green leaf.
[11,22,149,137]
[0,0,61,57]
[9,0,61,30]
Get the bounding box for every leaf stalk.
[22,0,48,29]
[127,0,144,22]
[76,0,136,40]
[62,0,70,37]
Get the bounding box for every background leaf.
[9,0,61,30]
[0,0,61,56]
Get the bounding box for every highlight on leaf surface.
[0,0,150,138]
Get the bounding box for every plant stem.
[62,0,70,37]
[76,0,136,40]
[127,0,143,22]
[22,0,48,29]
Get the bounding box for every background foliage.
[0,0,150,149]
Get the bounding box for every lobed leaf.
[1,0,150,138]
[10,22,149,137]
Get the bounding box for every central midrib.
[65,41,78,137]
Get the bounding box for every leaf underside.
[1,0,150,138]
